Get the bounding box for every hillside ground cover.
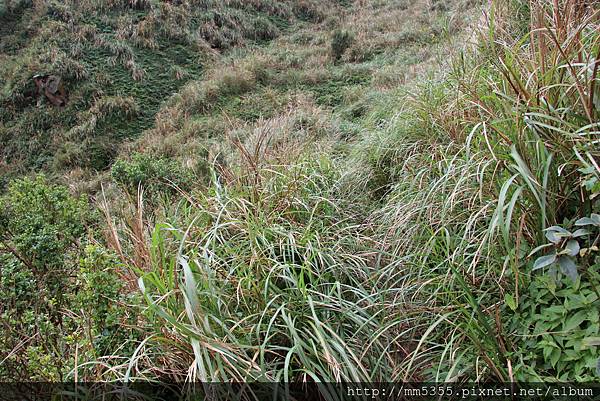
[0,0,333,184]
[1,0,599,391]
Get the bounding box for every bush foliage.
[0,177,136,380]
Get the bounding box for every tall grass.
[100,138,411,384]
[361,0,600,381]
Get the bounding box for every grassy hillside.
[1,0,599,389]
[0,0,334,185]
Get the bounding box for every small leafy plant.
[520,214,600,379]
[531,215,600,282]
[510,270,600,381]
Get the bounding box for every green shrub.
[75,245,140,364]
[0,176,138,380]
[511,269,600,381]
[0,176,87,380]
[509,215,600,380]
[0,175,89,280]
[111,152,195,197]
[330,29,353,61]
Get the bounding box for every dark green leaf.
[563,240,580,257]
[557,256,578,281]
[533,253,557,270]
[564,310,587,332]
[550,348,561,368]
[572,228,590,238]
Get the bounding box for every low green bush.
[111,152,195,197]
[0,176,136,380]
[510,269,600,381]
[330,29,353,61]
[510,215,600,380]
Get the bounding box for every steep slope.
[0,0,335,185]
[114,0,477,188]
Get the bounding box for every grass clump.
[100,147,407,383]
[330,29,353,61]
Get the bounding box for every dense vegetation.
[1,0,599,388]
